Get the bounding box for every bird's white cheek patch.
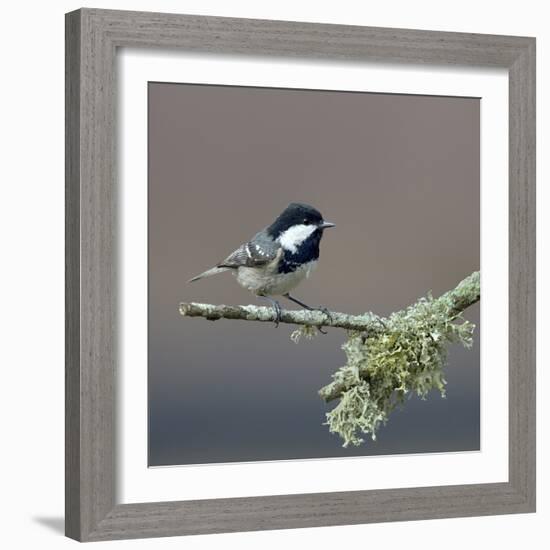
[278,224,317,253]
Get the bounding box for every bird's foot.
[313,305,333,323]
[273,301,283,327]
[283,293,332,334]
[260,296,283,327]
[306,306,332,335]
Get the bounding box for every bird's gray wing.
[219,232,280,268]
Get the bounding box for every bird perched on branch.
[189,202,335,328]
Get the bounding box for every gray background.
[148,82,480,467]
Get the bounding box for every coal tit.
[189,202,335,325]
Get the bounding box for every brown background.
[148,82,480,466]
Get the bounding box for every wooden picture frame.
[65,8,536,542]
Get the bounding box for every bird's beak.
[319,221,336,229]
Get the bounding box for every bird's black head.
[266,203,335,272]
[266,202,334,238]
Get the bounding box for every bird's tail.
[188,266,230,283]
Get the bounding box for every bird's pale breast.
[235,260,317,296]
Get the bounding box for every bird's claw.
[260,296,283,328]
[273,301,282,328]
[312,306,331,334]
[315,306,333,322]
[281,294,332,334]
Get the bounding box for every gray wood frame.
[65,8,536,542]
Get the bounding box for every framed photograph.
[65,8,535,542]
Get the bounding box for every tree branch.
[179,302,387,334]
[318,271,480,403]
[180,272,479,336]
[179,271,480,447]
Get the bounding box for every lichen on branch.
[320,271,480,447]
[179,271,480,449]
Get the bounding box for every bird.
[188,202,335,328]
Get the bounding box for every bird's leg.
[259,295,283,327]
[283,293,333,319]
[283,293,332,334]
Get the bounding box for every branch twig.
[179,302,386,334]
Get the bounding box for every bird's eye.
[303,218,310,225]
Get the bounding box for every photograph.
[147,82,481,466]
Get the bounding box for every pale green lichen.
[324,289,476,447]
[290,324,318,343]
